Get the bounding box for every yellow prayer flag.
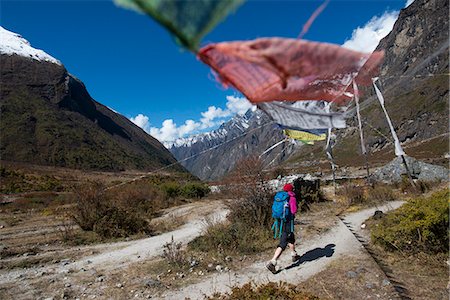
[283,129,326,141]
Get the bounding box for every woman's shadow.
[283,243,336,271]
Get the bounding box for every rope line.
[105,121,275,191]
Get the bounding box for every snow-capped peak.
[0,26,61,65]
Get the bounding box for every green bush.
[371,189,449,253]
[93,206,150,238]
[72,182,151,238]
[208,282,320,300]
[180,183,210,198]
[160,182,181,198]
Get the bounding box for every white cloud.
[225,96,254,115]
[149,119,179,142]
[129,95,256,143]
[342,11,399,53]
[200,106,230,128]
[130,114,151,132]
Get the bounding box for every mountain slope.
[170,0,448,178]
[0,27,186,173]
[291,0,449,167]
[169,109,300,181]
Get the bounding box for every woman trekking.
[266,183,300,274]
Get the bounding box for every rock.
[116,283,123,288]
[207,263,213,269]
[215,265,223,272]
[382,279,391,286]
[87,260,92,264]
[356,266,366,274]
[347,271,358,278]
[48,278,55,283]
[373,156,449,183]
[225,256,232,262]
[64,283,71,288]
[365,282,374,289]
[360,223,366,229]
[190,259,198,267]
[62,290,71,299]
[373,210,384,220]
[96,276,105,283]
[144,279,161,288]
[224,267,229,272]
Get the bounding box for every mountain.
[168,109,300,181]
[169,0,448,179]
[331,0,449,165]
[0,27,186,173]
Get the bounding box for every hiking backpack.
[271,191,293,238]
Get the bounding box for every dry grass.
[151,213,187,234]
[300,256,397,300]
[208,282,321,300]
[374,250,449,300]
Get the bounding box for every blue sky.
[1,0,412,143]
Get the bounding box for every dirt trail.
[0,200,227,285]
[71,201,227,271]
[159,201,404,300]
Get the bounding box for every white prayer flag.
[258,101,346,130]
[353,80,367,155]
[372,78,405,157]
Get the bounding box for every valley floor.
[0,194,448,299]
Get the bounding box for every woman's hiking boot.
[292,254,301,262]
[266,262,277,274]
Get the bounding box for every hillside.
[0,28,186,173]
[168,109,300,181]
[285,0,449,169]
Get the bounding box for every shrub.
[180,183,210,198]
[162,236,186,267]
[161,182,181,198]
[208,282,320,300]
[371,189,449,254]
[226,185,274,228]
[397,176,436,194]
[72,182,109,231]
[93,206,150,238]
[367,184,396,204]
[293,179,325,209]
[336,183,366,205]
[72,182,151,238]
[109,183,165,215]
[189,157,274,255]
[189,220,273,255]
